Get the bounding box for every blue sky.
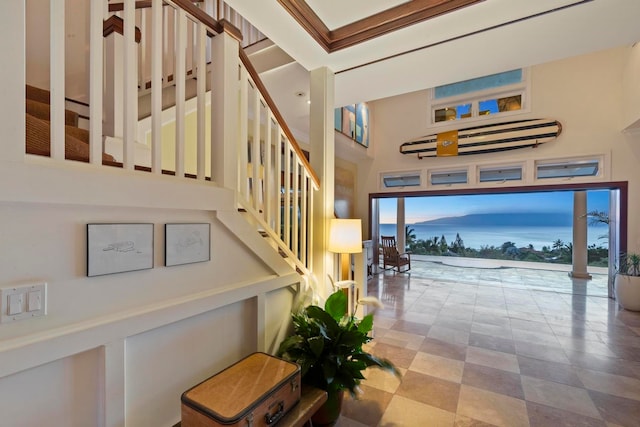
[379,190,609,224]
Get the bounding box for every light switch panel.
[8,293,23,315]
[27,290,41,312]
[1,283,47,323]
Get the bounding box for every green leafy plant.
[618,253,640,277]
[277,290,399,398]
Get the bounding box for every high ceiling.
[226,0,640,140]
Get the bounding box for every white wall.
[0,164,299,426]
[622,43,640,130]
[360,46,640,252]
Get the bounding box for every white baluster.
[123,0,137,169]
[89,0,104,164]
[50,0,65,160]
[175,7,186,177]
[151,0,163,174]
[196,22,206,181]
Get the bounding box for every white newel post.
[310,67,336,298]
[211,30,240,191]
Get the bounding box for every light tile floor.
[337,260,640,427]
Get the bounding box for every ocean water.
[379,223,608,250]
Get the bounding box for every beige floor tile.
[428,325,470,346]
[381,330,426,351]
[510,329,561,347]
[514,341,570,364]
[470,322,513,340]
[575,367,640,401]
[373,317,397,330]
[369,342,417,369]
[409,351,465,383]
[335,416,369,427]
[466,346,520,373]
[362,366,404,394]
[395,371,460,413]
[454,415,499,427]
[400,311,439,325]
[378,395,456,427]
[457,385,529,427]
[521,375,601,419]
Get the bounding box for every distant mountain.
[413,212,573,227]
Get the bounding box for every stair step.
[258,230,268,237]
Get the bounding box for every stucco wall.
[359,46,640,252]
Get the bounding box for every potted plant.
[615,252,640,311]
[277,289,399,426]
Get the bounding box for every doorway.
[369,182,627,298]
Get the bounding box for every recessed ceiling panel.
[306,0,410,30]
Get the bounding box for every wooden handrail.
[238,49,320,188]
[103,15,142,43]
[171,0,223,34]
[108,0,203,12]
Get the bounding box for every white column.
[570,191,592,279]
[397,197,406,252]
[310,67,335,299]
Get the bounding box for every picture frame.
[355,103,369,147]
[165,223,211,267]
[341,104,356,138]
[334,103,369,147]
[87,223,154,277]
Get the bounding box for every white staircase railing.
[238,49,319,273]
[26,0,318,275]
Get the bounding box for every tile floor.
[337,260,640,427]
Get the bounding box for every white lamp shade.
[328,219,362,253]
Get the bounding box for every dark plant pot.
[311,390,344,426]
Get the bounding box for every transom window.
[430,69,529,125]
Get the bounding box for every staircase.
[25,85,115,164]
[23,0,320,291]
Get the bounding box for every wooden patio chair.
[380,235,411,273]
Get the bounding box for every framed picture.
[165,223,211,267]
[334,107,342,133]
[87,223,154,277]
[355,103,369,147]
[341,104,356,138]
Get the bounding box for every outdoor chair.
[380,235,411,273]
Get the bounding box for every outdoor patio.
[386,255,610,298]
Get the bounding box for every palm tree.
[405,225,417,248]
[552,239,565,252]
[584,210,609,243]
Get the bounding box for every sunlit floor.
[405,255,609,297]
[336,263,640,427]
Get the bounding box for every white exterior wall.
[358,47,640,252]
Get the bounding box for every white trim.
[377,152,610,194]
[0,273,299,379]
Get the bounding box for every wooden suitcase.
[181,352,301,427]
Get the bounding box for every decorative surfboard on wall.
[400,118,562,158]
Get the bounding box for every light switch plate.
[0,283,47,323]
